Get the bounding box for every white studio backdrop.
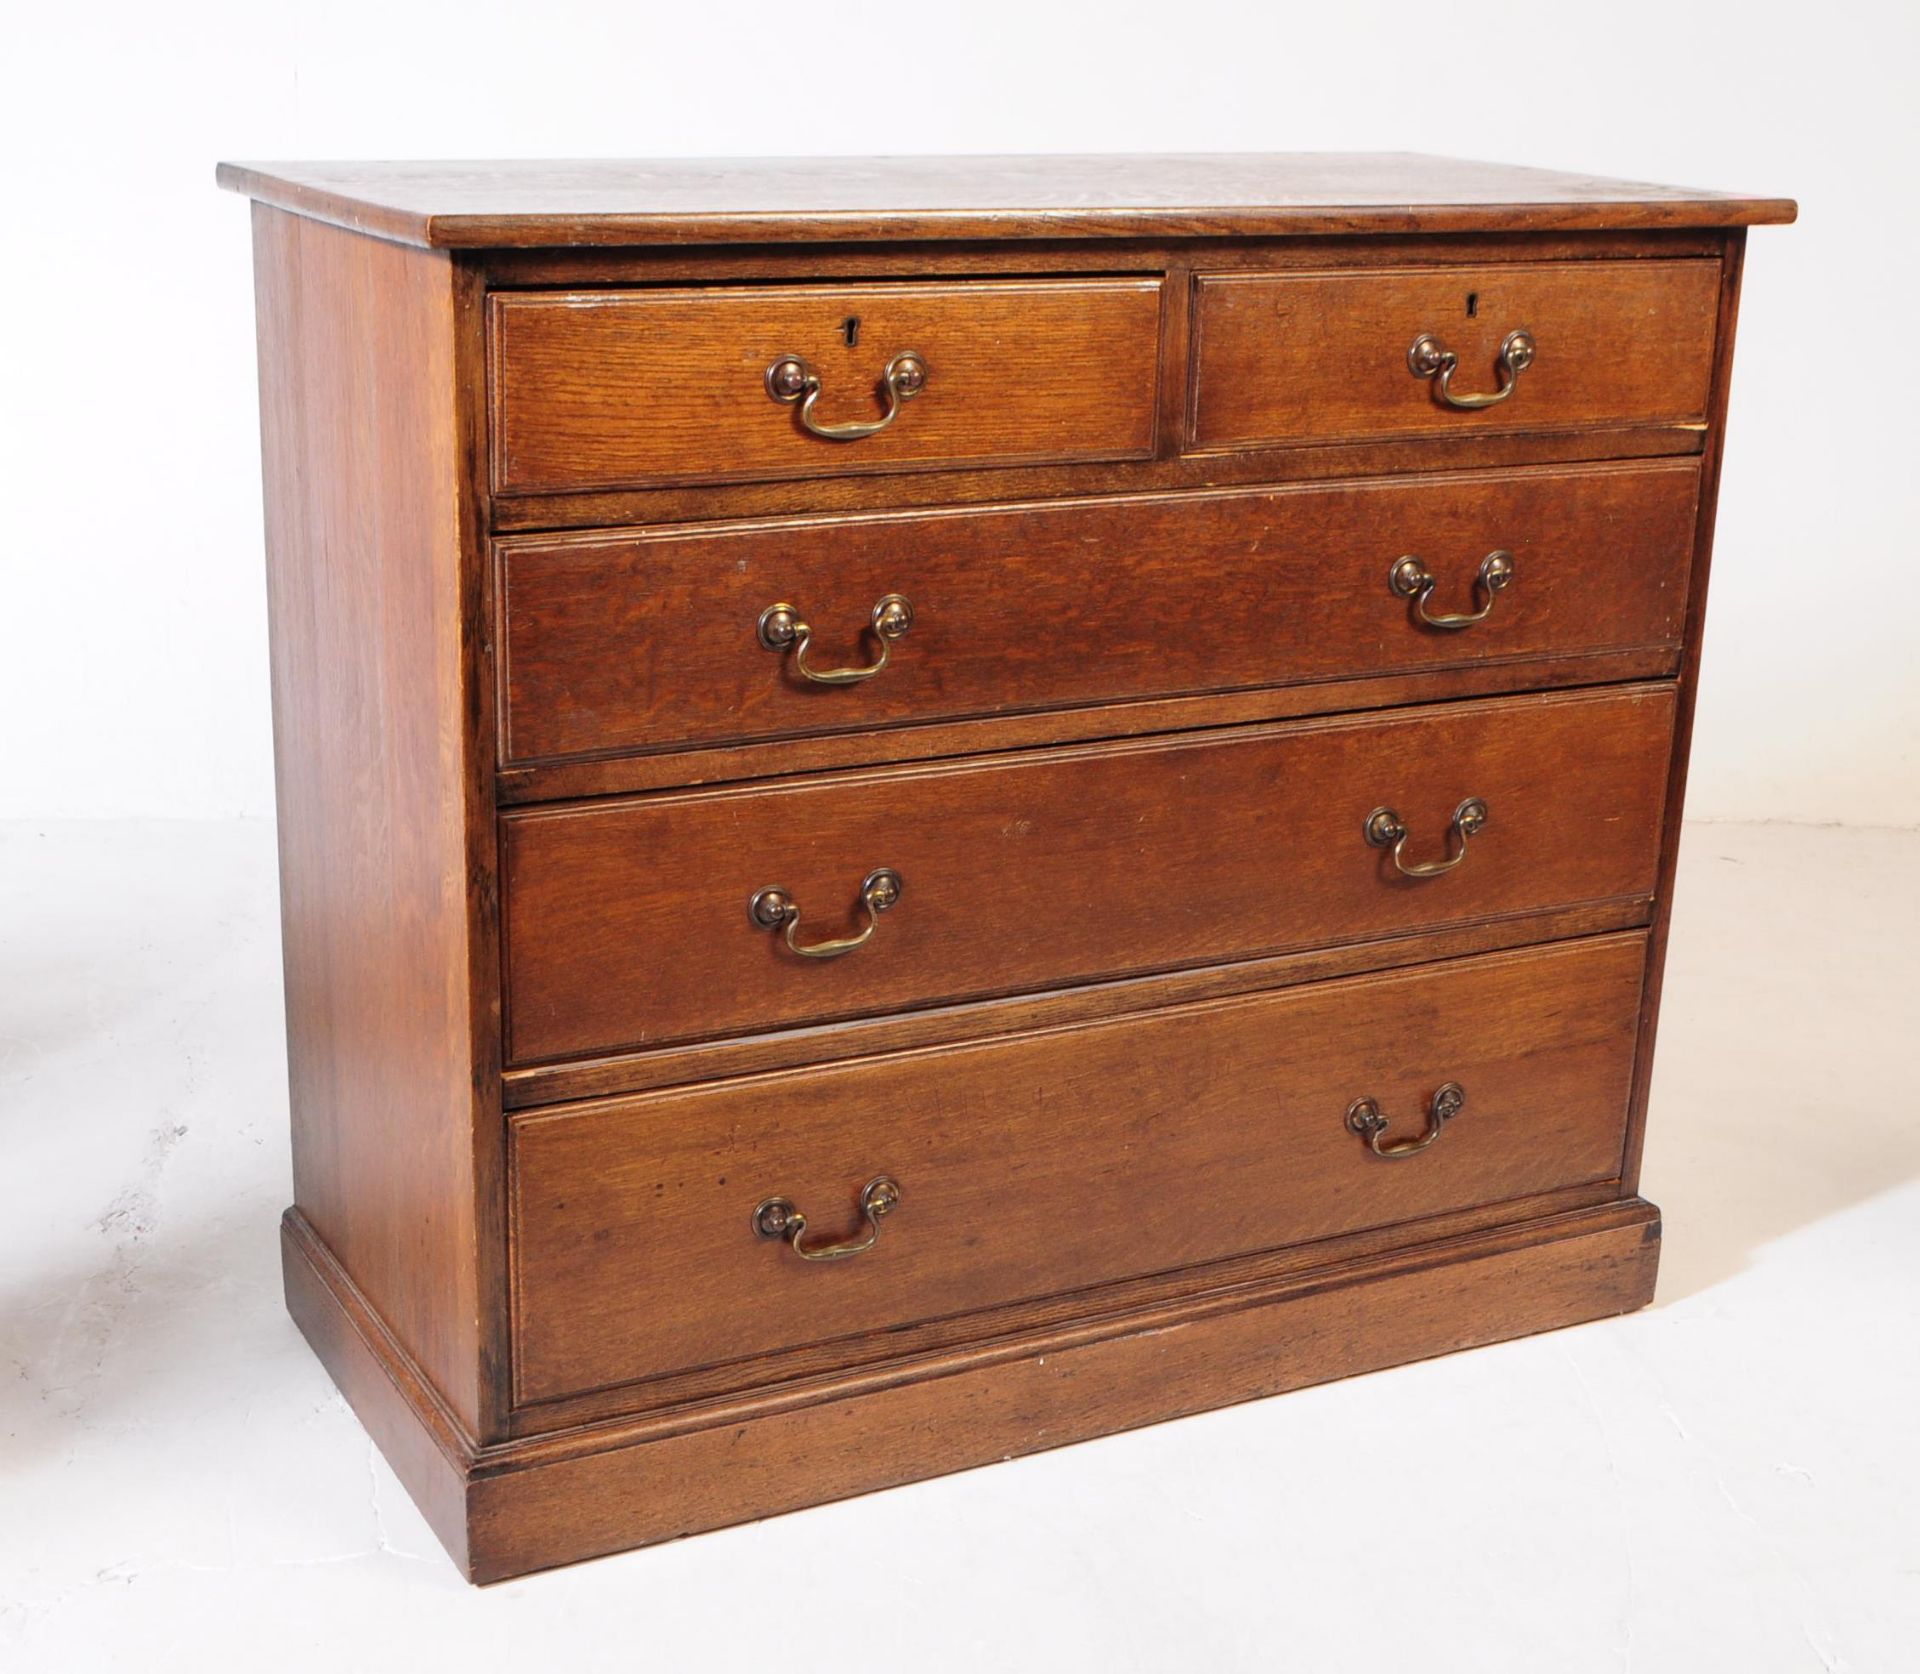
[1,0,1911,825]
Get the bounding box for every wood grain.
[471,232,1724,539]
[490,422,1707,539]
[478,228,1729,288]
[500,902,1654,1111]
[471,1200,1661,1579]
[509,935,1646,1403]
[215,154,1796,248]
[283,1162,1659,1581]
[250,205,497,1438]
[497,460,1699,766]
[499,685,1675,1063]
[488,279,1162,495]
[495,648,1682,807]
[1191,260,1722,449]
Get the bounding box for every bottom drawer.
[510,933,1647,1406]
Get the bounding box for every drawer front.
[1191,260,1720,449]
[500,686,1673,1063]
[489,279,1163,495]
[498,461,1698,767]
[510,934,1647,1404]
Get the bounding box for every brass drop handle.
[766,350,928,441]
[1390,551,1515,631]
[1365,798,1488,878]
[1408,330,1535,410]
[749,868,902,960]
[1347,1083,1465,1158]
[758,594,914,685]
[754,1176,900,1261]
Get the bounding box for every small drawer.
[496,460,1697,767]
[488,278,1163,495]
[509,933,1647,1405]
[499,685,1674,1064]
[1190,259,1720,450]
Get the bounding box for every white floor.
[2,819,1916,1671]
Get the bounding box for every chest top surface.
[215,152,1796,248]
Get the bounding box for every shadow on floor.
[1638,824,1920,1303]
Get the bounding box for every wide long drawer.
[1190,259,1721,450]
[499,685,1674,1064]
[509,933,1648,1405]
[488,278,1163,495]
[496,460,1698,767]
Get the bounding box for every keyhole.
[842,316,861,347]
[1465,293,1479,318]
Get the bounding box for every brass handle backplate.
[754,1176,901,1262]
[1347,1083,1465,1158]
[1390,551,1515,630]
[766,350,927,440]
[749,868,902,960]
[1365,798,1488,878]
[1408,330,1535,410]
[758,594,914,685]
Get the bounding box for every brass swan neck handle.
[749,869,903,960]
[1408,330,1535,410]
[758,594,914,685]
[1390,551,1515,631]
[766,351,928,440]
[754,1177,901,1262]
[1347,1083,1466,1158]
[1364,798,1488,879]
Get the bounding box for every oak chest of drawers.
[221,154,1793,1581]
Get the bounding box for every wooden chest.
[220,155,1793,1581]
